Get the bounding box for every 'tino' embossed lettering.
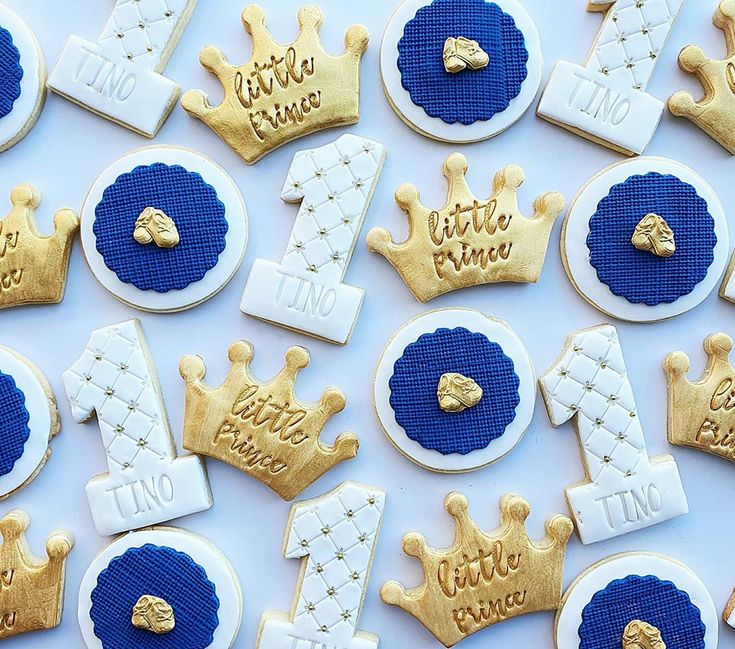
[105,473,174,519]
[566,73,631,127]
[595,483,663,530]
[273,270,337,319]
[74,45,137,102]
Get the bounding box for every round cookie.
[374,308,535,472]
[556,553,718,648]
[381,0,542,143]
[79,527,242,649]
[563,157,729,322]
[81,146,248,313]
[0,5,45,152]
[0,344,59,499]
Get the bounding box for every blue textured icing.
[578,574,706,648]
[587,173,716,306]
[0,370,30,477]
[0,24,23,119]
[94,163,229,293]
[90,544,220,649]
[389,327,520,455]
[397,0,529,125]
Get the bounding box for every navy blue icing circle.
[397,0,529,125]
[0,24,23,119]
[0,370,30,477]
[587,173,716,306]
[389,327,520,455]
[90,544,220,649]
[94,163,229,293]
[578,574,706,648]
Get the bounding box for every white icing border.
[0,345,53,497]
[81,146,248,313]
[380,0,543,143]
[374,308,535,472]
[78,527,243,649]
[0,5,45,152]
[563,157,729,322]
[556,553,718,648]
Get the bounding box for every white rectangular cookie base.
[86,454,211,536]
[48,36,178,137]
[569,460,688,545]
[241,259,364,345]
[259,615,378,649]
[538,61,664,155]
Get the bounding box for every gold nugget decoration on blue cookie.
[0,509,74,639]
[182,5,369,165]
[180,341,359,501]
[367,153,564,302]
[0,184,79,309]
[381,493,573,647]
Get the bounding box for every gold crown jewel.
[180,341,359,501]
[182,5,369,165]
[380,493,573,647]
[0,510,73,638]
[669,0,735,154]
[0,185,79,309]
[664,333,735,462]
[367,154,565,303]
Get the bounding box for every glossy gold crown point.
[705,331,734,358]
[45,532,74,560]
[10,184,41,210]
[227,339,254,365]
[296,4,323,32]
[0,509,29,539]
[345,23,370,54]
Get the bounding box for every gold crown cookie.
[381,493,573,647]
[669,1,735,154]
[0,510,73,639]
[180,341,359,501]
[367,154,564,302]
[664,333,735,462]
[182,5,368,165]
[0,185,79,309]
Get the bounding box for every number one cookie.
[539,325,688,544]
[538,0,685,155]
[48,0,198,137]
[241,134,386,344]
[257,482,385,649]
[63,319,212,536]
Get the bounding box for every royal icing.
[241,134,386,344]
[78,528,242,649]
[381,0,542,143]
[540,325,688,544]
[538,0,685,155]
[48,0,197,136]
[63,320,212,536]
[81,146,248,313]
[257,482,386,649]
[563,158,729,322]
[374,308,535,472]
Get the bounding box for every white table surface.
[1,0,734,647]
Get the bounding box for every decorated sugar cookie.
[0,344,60,500]
[382,493,573,647]
[79,527,242,648]
[182,6,369,165]
[63,320,212,536]
[538,0,685,155]
[0,5,45,152]
[257,482,386,649]
[0,510,73,639]
[180,341,359,501]
[381,0,542,143]
[725,589,735,628]
[556,553,718,648]
[374,308,536,472]
[563,158,729,322]
[81,146,247,313]
[242,134,386,344]
[540,325,688,544]
[367,153,564,302]
[48,0,198,137]
[0,184,79,309]
[664,333,735,462]
[670,2,735,154]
